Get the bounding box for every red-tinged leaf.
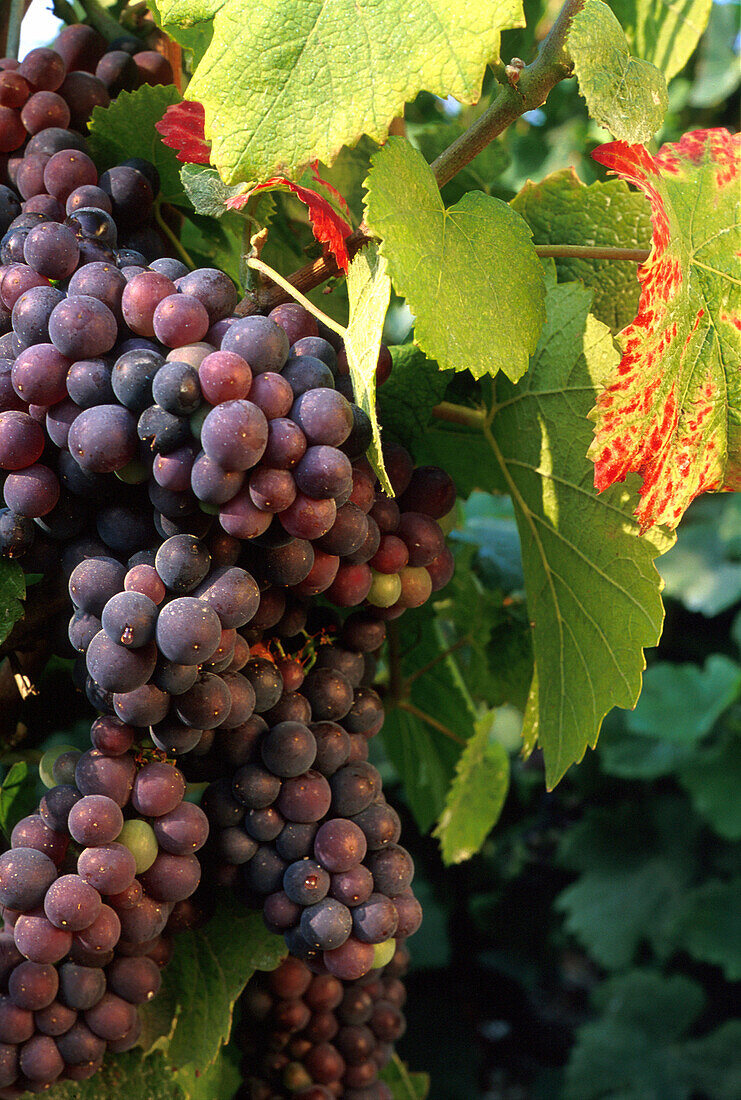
[589,128,741,531]
[308,162,352,221]
[228,177,353,272]
[156,101,211,165]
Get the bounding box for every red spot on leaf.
[589,129,740,531]
[155,101,211,165]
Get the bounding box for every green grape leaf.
[609,0,714,82]
[87,85,188,208]
[380,1057,430,1099]
[685,1021,741,1100]
[139,900,285,1068]
[0,559,25,646]
[626,655,741,741]
[383,605,476,832]
[180,163,248,218]
[0,762,38,840]
[175,1047,242,1100]
[510,168,652,332]
[179,210,244,289]
[669,878,741,981]
[378,345,452,452]
[678,735,741,840]
[148,0,213,66]
[344,244,393,494]
[433,710,510,865]
[364,137,545,382]
[154,0,524,183]
[490,280,672,788]
[413,420,498,498]
[49,1050,188,1099]
[565,970,706,1100]
[590,130,741,532]
[568,0,668,143]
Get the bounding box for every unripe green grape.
[115,459,149,484]
[372,937,396,969]
[189,406,209,440]
[118,819,158,873]
[39,744,79,789]
[366,570,402,608]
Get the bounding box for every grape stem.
[431,402,487,430]
[235,0,587,316]
[154,203,196,270]
[245,258,348,338]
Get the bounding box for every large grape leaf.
[625,655,741,741]
[588,129,741,532]
[608,0,714,82]
[510,168,652,332]
[568,0,668,144]
[490,278,672,787]
[0,559,25,646]
[139,900,285,1068]
[669,878,741,981]
[87,85,188,208]
[432,710,509,865]
[154,0,524,183]
[51,1051,188,1100]
[364,137,545,382]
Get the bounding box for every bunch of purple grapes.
[238,949,409,1099]
[0,25,172,165]
[0,730,207,1095]
[187,609,423,990]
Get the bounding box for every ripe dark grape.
[74,750,135,806]
[282,355,335,397]
[156,596,222,663]
[121,272,174,338]
[302,668,353,722]
[153,293,210,348]
[48,295,117,359]
[86,630,157,692]
[243,845,287,894]
[44,874,102,932]
[0,410,45,469]
[77,842,136,894]
[152,802,208,855]
[84,991,137,1041]
[155,534,211,594]
[99,165,154,229]
[178,267,237,323]
[21,89,71,133]
[221,316,289,374]
[0,849,57,911]
[139,852,201,903]
[14,910,73,964]
[278,770,332,824]
[201,399,268,472]
[329,763,381,817]
[101,589,158,648]
[263,417,307,469]
[174,671,232,728]
[283,860,330,906]
[11,284,64,343]
[292,388,353,447]
[152,360,201,415]
[8,960,59,1011]
[67,795,123,846]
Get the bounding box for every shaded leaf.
[344,244,393,493]
[568,0,668,143]
[50,1050,187,1099]
[510,167,652,332]
[378,345,452,452]
[0,762,38,841]
[678,734,741,840]
[0,559,25,646]
[155,0,524,182]
[669,878,741,980]
[364,137,545,382]
[433,710,510,864]
[658,495,741,616]
[139,899,285,1068]
[589,129,741,532]
[625,655,741,741]
[491,279,671,787]
[380,1056,430,1099]
[88,85,188,207]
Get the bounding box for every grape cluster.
[0,26,172,168]
[0,34,455,1097]
[238,948,409,1099]
[0,733,206,1094]
[188,614,422,986]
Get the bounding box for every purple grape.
[44,874,102,932]
[200,399,268,472]
[0,848,57,911]
[74,749,135,806]
[77,842,136,894]
[155,596,222,664]
[131,761,185,816]
[86,630,157,692]
[48,295,118,358]
[221,316,289,374]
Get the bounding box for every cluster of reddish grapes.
[0,25,172,166]
[238,951,409,1099]
[0,733,206,1096]
[0,30,455,1097]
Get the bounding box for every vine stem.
[245,258,348,338]
[235,0,586,316]
[431,402,487,429]
[536,244,650,262]
[2,0,25,60]
[154,204,196,270]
